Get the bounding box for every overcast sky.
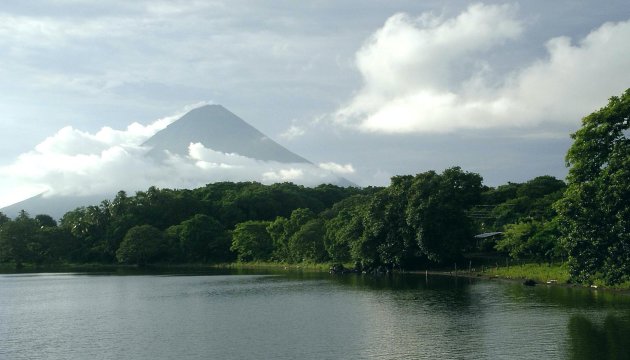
[1,0,629,207]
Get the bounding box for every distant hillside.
[144,105,310,163]
[1,193,105,220]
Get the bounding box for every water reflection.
[2,270,630,359]
[500,281,630,309]
[326,274,483,359]
[567,314,630,360]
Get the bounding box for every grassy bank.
[0,261,340,274]
[479,262,630,291]
[217,261,343,272]
[483,262,570,284]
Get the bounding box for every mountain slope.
[1,193,105,220]
[144,105,310,163]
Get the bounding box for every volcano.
[1,105,354,218]
[144,105,310,163]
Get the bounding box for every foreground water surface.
[1,269,629,359]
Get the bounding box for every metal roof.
[474,232,503,238]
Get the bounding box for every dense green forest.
[1,89,629,285]
[0,172,564,270]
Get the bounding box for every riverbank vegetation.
[484,263,571,285]
[1,89,629,287]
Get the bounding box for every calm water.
[1,270,630,360]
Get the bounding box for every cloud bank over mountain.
[334,3,630,134]
[0,106,355,208]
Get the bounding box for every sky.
[1,0,629,208]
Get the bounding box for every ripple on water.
[1,272,629,359]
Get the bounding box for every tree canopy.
[556,88,630,285]
[231,221,273,262]
[116,225,166,265]
[0,166,567,271]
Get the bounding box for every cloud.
[0,106,348,207]
[188,143,253,169]
[318,162,355,174]
[262,168,305,182]
[279,125,306,140]
[0,115,173,204]
[335,3,630,134]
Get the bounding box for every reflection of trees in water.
[328,273,477,310]
[501,282,630,309]
[568,314,630,359]
[324,273,482,359]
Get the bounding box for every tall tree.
[0,212,10,227]
[60,204,111,262]
[406,167,483,263]
[267,216,291,262]
[266,208,316,263]
[556,89,630,284]
[176,214,231,263]
[324,195,370,263]
[361,176,414,269]
[0,211,38,267]
[116,225,166,265]
[231,221,273,262]
[289,218,327,263]
[35,214,57,228]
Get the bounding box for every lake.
[1,269,629,359]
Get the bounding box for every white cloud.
[335,3,630,134]
[262,168,305,182]
[318,162,355,174]
[280,125,306,140]
[0,105,182,204]
[187,142,253,168]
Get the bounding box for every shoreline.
[3,261,630,295]
[408,269,630,296]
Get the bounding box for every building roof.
[474,232,503,239]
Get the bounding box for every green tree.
[324,195,370,263]
[0,212,10,227]
[116,225,166,265]
[40,226,77,263]
[495,221,539,259]
[495,219,561,261]
[289,218,327,263]
[556,89,630,284]
[266,208,316,263]
[59,204,111,262]
[406,167,483,263]
[0,211,39,267]
[231,221,273,262]
[177,214,231,263]
[35,214,57,228]
[488,176,566,229]
[164,224,185,262]
[357,177,414,270]
[267,216,291,261]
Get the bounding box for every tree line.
[0,169,563,271]
[1,89,629,284]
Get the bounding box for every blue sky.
[1,0,629,207]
